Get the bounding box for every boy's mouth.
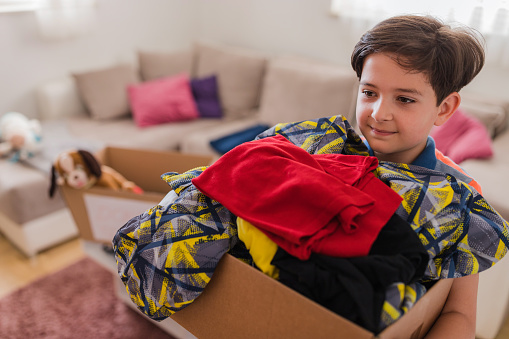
[370,126,396,136]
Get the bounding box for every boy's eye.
[398,96,415,104]
[362,90,376,98]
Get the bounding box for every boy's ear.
[434,92,461,126]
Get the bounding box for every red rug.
[0,257,174,339]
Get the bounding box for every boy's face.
[356,53,451,164]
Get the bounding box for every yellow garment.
[237,217,280,279]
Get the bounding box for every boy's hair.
[351,15,485,105]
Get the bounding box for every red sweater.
[192,135,403,260]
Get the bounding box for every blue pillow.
[210,124,271,154]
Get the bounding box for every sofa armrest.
[36,76,87,120]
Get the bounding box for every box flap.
[62,186,164,243]
[98,147,213,194]
[171,254,374,339]
[61,186,93,240]
[61,147,213,244]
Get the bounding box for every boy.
[114,13,505,339]
[351,15,485,338]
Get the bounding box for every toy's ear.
[78,150,102,178]
[49,165,57,198]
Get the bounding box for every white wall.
[0,0,197,118]
[193,0,509,102]
[194,0,358,66]
[2,0,508,119]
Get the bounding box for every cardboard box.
[171,254,452,339]
[61,146,213,244]
[62,146,452,339]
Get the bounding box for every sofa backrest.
[460,92,509,139]
[194,42,268,119]
[258,56,358,127]
[138,49,194,82]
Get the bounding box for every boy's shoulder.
[411,136,483,193]
[434,149,483,194]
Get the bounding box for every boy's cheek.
[355,106,368,124]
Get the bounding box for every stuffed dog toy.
[49,149,143,198]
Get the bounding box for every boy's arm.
[425,274,479,338]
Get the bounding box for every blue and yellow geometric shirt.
[113,115,509,329]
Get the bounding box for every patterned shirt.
[113,115,509,330]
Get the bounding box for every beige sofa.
[0,42,359,257]
[1,41,508,339]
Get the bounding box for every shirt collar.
[362,136,437,170]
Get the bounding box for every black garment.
[271,213,429,333]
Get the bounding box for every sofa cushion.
[73,64,140,120]
[460,93,509,138]
[127,74,199,127]
[210,124,271,154]
[65,115,231,152]
[138,49,194,81]
[258,57,358,126]
[430,109,493,164]
[194,42,267,118]
[191,75,223,118]
[0,159,66,224]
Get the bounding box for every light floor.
[0,233,85,299]
[0,232,508,339]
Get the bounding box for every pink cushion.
[430,109,493,164]
[127,74,199,127]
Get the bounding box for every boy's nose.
[370,100,392,121]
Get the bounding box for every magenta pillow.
[430,109,493,164]
[128,74,199,127]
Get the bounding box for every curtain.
[330,0,509,68]
[0,0,41,12]
[35,0,96,40]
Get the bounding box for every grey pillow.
[73,64,140,120]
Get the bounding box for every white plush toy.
[0,112,42,161]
